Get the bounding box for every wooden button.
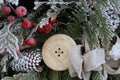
[42,34,76,71]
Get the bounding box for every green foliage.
[56,3,85,44]
[90,71,100,80]
[27,4,50,23]
[56,0,115,50]
[40,66,80,80]
[1,0,120,80]
[2,71,40,80]
[108,74,120,80]
[88,5,114,50]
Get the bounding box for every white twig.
[36,1,81,4]
[26,25,39,39]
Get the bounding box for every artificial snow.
[6,0,19,6]
[109,36,120,60]
[101,0,120,31]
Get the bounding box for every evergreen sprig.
[57,0,116,50]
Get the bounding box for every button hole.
[58,54,60,57]
[58,48,61,50]
[61,51,64,54]
[55,51,57,53]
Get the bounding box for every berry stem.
[21,17,24,21]
[8,3,15,12]
[19,45,30,50]
[26,24,39,40]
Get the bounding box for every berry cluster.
[2,5,37,47]
[3,5,36,28]
[2,4,60,49]
[3,6,27,22]
[22,18,59,47]
[38,18,60,34]
[38,23,52,34]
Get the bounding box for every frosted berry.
[1,50,7,56]
[22,20,32,29]
[3,6,11,15]
[44,23,52,34]
[38,27,45,33]
[25,38,37,47]
[16,6,27,17]
[8,16,15,22]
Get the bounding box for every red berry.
[25,38,37,47]
[49,18,60,25]
[16,50,21,55]
[8,16,15,22]
[16,6,27,17]
[38,27,45,33]
[52,19,60,24]
[44,23,52,34]
[3,6,11,15]
[32,23,37,27]
[1,50,7,56]
[22,20,32,29]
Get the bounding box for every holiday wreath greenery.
[0,0,120,80]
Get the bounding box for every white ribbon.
[104,59,120,75]
[69,45,83,79]
[69,45,120,80]
[69,45,106,80]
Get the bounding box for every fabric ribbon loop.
[104,59,120,75]
[69,45,106,80]
[83,48,105,72]
[69,45,83,79]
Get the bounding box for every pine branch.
[1,71,40,80]
[26,3,50,23]
[52,0,116,52]
[90,71,100,80]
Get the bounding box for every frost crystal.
[6,0,19,6]
[38,5,61,27]
[101,1,119,31]
[0,23,19,60]
[38,18,49,28]
[34,1,44,10]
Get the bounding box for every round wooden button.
[42,34,76,71]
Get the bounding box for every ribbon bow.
[69,45,107,80]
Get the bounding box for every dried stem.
[9,2,15,12]
[98,36,103,48]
